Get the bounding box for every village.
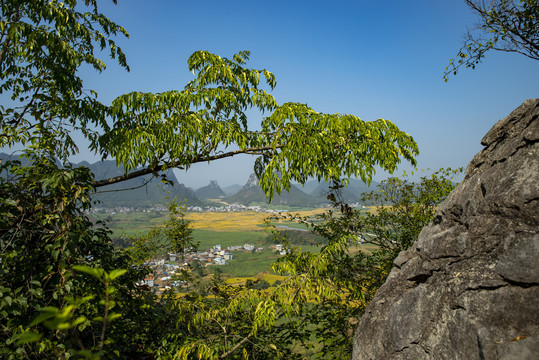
[139,242,288,294]
[90,203,290,215]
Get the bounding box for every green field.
[92,210,373,277]
[92,211,168,238]
[218,250,281,277]
[272,222,311,230]
[194,229,268,249]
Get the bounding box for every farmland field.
[220,250,282,277]
[194,229,267,250]
[186,211,269,231]
[93,207,374,277]
[91,211,168,238]
[185,209,330,231]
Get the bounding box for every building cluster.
[186,203,287,213]
[89,205,168,214]
[140,258,187,294]
[89,203,290,215]
[139,242,285,294]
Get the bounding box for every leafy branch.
[445,0,538,80]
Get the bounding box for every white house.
[214,257,226,265]
[142,276,154,287]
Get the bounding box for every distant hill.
[0,152,60,173]
[195,180,226,199]
[297,180,320,195]
[222,184,242,196]
[85,160,203,208]
[1,152,378,207]
[308,178,379,204]
[225,173,321,207]
[0,153,203,208]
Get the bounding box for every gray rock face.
[352,99,539,360]
[244,173,259,188]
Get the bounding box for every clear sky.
[28,1,539,187]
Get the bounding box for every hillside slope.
[86,160,203,208]
[225,173,321,207]
[195,180,226,199]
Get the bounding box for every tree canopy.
[96,50,418,197]
[0,0,129,158]
[0,1,418,197]
[0,1,424,359]
[445,0,539,80]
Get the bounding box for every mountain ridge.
[195,180,226,199]
[86,160,203,208]
[225,173,322,207]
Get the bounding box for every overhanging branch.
[91,145,282,188]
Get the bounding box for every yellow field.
[185,209,330,231]
[185,211,268,231]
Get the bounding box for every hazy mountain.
[1,152,28,165]
[222,184,242,196]
[2,152,378,207]
[195,180,226,199]
[86,160,203,208]
[0,152,61,172]
[297,180,321,195]
[225,173,320,207]
[308,178,379,203]
[1,153,203,208]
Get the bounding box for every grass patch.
[222,250,282,277]
[273,222,311,230]
[193,229,267,250]
[294,244,322,253]
[224,274,287,286]
[92,212,168,239]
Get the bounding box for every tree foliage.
[96,50,418,197]
[0,158,161,359]
[445,0,539,80]
[0,0,427,358]
[128,199,196,265]
[0,0,129,158]
[266,168,461,358]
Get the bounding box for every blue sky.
[46,1,539,187]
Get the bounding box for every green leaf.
[107,269,127,281]
[29,307,60,327]
[73,265,104,279]
[14,331,43,345]
[108,313,122,322]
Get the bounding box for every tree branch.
[91,145,282,188]
[220,329,254,359]
[90,175,156,195]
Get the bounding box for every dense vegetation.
[0,1,415,358]
[4,0,528,358]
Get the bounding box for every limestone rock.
[195,180,226,199]
[352,99,539,360]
